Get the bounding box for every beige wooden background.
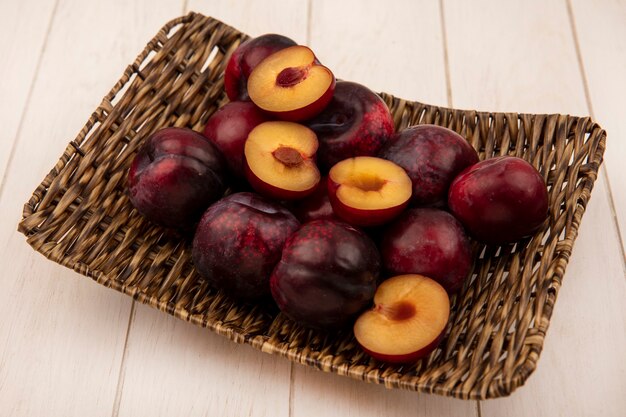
[1,0,625,416]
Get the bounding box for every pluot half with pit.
[225,34,297,101]
[248,46,335,121]
[244,121,321,200]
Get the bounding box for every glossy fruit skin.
[290,178,336,222]
[128,127,227,229]
[192,192,300,300]
[224,34,297,101]
[381,208,472,293]
[306,81,395,172]
[270,220,380,329]
[379,124,478,207]
[203,101,269,177]
[448,155,549,244]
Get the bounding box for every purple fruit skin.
[192,192,299,300]
[305,81,395,172]
[448,156,549,244]
[128,127,227,229]
[224,34,297,101]
[270,219,380,329]
[381,208,472,293]
[203,101,269,177]
[290,179,336,222]
[379,124,479,207]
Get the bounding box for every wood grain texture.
[443,0,626,415]
[0,0,56,184]
[1,0,623,415]
[0,0,180,415]
[569,0,626,256]
[116,304,291,417]
[292,2,476,416]
[292,366,477,417]
[111,2,308,416]
[483,176,626,416]
[308,0,448,105]
[188,0,309,43]
[444,0,587,115]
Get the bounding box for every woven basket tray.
[18,12,606,400]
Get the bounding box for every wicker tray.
[18,12,606,400]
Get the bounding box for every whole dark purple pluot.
[379,124,479,207]
[192,192,299,300]
[128,127,227,229]
[448,156,549,244]
[305,81,394,172]
[203,101,269,177]
[224,34,297,101]
[381,208,472,293]
[270,219,380,329]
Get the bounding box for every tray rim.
[18,11,607,400]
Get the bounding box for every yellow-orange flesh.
[245,121,320,192]
[329,157,412,210]
[247,46,333,112]
[353,274,450,356]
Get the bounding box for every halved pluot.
[247,46,335,121]
[354,274,450,364]
[224,34,297,101]
[327,156,412,226]
[244,121,321,200]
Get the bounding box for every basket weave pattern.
[18,13,606,399]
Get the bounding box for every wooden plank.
[569,0,626,258]
[444,0,587,114]
[290,1,477,416]
[308,0,449,105]
[483,178,626,416]
[0,0,56,184]
[442,1,626,415]
[188,0,310,43]
[293,366,477,417]
[113,2,307,416]
[116,304,292,417]
[0,0,181,416]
